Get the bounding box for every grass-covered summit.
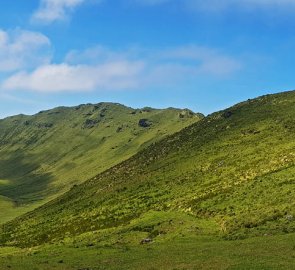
[0,102,202,224]
[1,90,295,249]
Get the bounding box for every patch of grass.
[0,230,295,269]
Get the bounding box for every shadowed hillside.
[1,91,295,250]
[0,103,202,224]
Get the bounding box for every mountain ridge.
[0,102,203,121]
[2,90,295,248]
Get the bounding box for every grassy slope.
[0,103,201,224]
[2,90,295,244]
[1,91,295,269]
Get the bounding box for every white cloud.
[2,61,145,92]
[1,45,241,93]
[32,0,87,23]
[0,29,51,72]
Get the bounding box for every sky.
[1,0,295,118]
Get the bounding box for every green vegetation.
[1,223,295,269]
[0,211,295,269]
[0,103,201,224]
[1,91,295,269]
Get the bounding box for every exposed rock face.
[179,109,195,119]
[223,111,233,119]
[138,119,152,128]
[140,238,152,244]
[83,119,99,129]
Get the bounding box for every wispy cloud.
[135,0,295,11]
[1,44,241,93]
[156,46,241,76]
[0,93,37,105]
[31,0,295,26]
[32,0,88,24]
[0,29,51,72]
[186,0,295,12]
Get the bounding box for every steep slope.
[2,91,295,248]
[0,103,202,224]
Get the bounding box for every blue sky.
[1,0,295,118]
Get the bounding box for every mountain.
[0,102,202,224]
[1,91,295,269]
[2,90,295,249]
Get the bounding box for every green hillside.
[1,91,295,269]
[0,103,201,224]
[2,90,295,241]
